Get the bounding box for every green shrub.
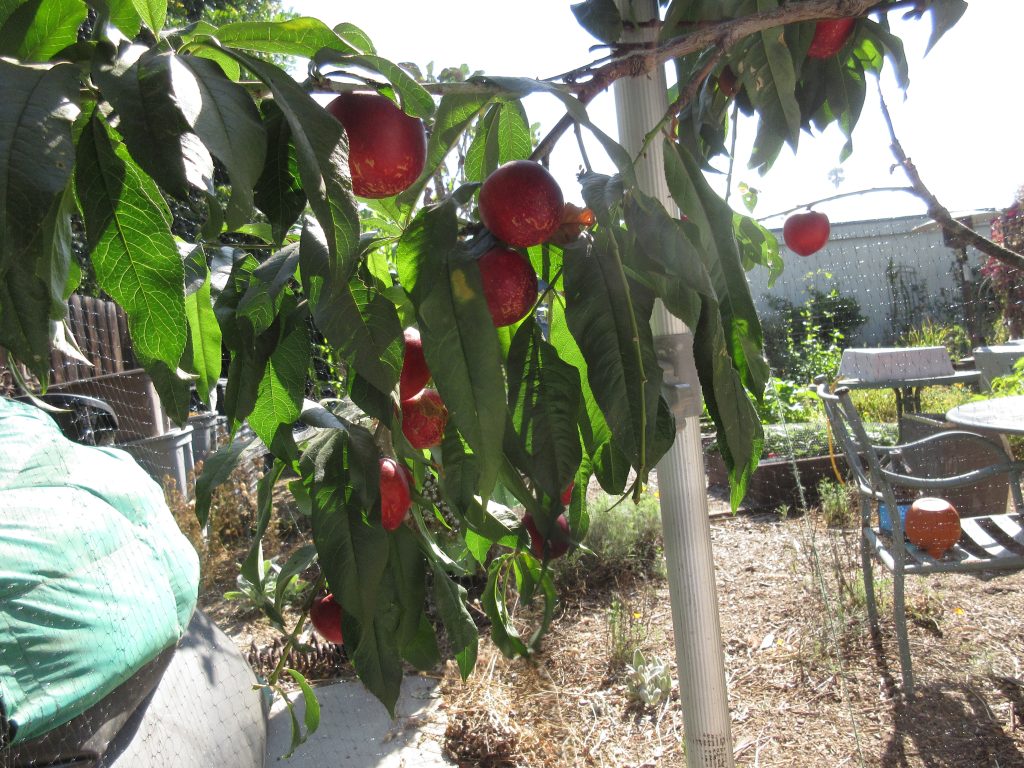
[900,319,972,362]
[817,478,857,528]
[762,274,866,384]
[707,421,898,460]
[758,377,820,424]
[849,388,897,423]
[555,491,663,586]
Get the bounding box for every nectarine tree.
[0,0,970,742]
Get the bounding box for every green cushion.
[0,398,199,745]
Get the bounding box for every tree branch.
[757,186,917,220]
[877,87,1024,270]
[530,0,891,162]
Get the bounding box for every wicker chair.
[814,375,1024,696]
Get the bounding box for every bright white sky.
[296,1,1023,225]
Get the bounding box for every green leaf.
[75,110,190,423]
[240,460,283,588]
[570,0,623,44]
[431,563,478,679]
[438,432,523,542]
[0,59,79,273]
[0,59,78,376]
[810,56,867,161]
[733,213,781,287]
[735,2,802,173]
[399,202,506,497]
[92,50,213,199]
[214,17,361,58]
[248,302,308,462]
[315,53,434,119]
[300,220,402,397]
[332,22,375,54]
[476,75,635,183]
[194,432,259,528]
[175,55,266,229]
[225,50,360,275]
[0,265,52,382]
[504,321,583,500]
[547,297,627,494]
[390,528,439,671]
[178,21,240,79]
[482,554,528,658]
[396,91,492,208]
[274,544,317,611]
[662,142,769,398]
[183,246,222,406]
[464,101,532,183]
[302,429,404,715]
[859,18,909,91]
[925,0,967,54]
[562,233,665,480]
[253,101,306,245]
[236,243,300,336]
[130,0,164,33]
[0,0,87,61]
[285,669,321,745]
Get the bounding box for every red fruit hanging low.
[379,457,412,531]
[399,327,430,400]
[478,160,564,247]
[783,210,830,256]
[477,246,539,327]
[401,388,448,450]
[523,512,572,560]
[326,92,427,198]
[310,593,344,644]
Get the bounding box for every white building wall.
[747,212,997,345]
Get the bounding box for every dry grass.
[439,500,1024,767]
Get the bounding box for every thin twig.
[756,186,918,221]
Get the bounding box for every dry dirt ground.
[190,483,1024,768]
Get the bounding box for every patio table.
[835,346,980,419]
[945,395,1024,436]
[836,370,981,419]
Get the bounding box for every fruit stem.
[573,123,594,174]
[267,612,308,687]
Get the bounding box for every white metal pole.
[612,2,735,765]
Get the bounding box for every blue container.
[878,503,910,534]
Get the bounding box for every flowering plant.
[981,190,1024,337]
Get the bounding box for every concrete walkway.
[265,675,453,767]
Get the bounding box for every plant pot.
[188,412,220,463]
[119,426,195,498]
[705,451,846,510]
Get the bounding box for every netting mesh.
[0,292,273,766]
[2,206,1023,767]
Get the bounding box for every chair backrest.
[894,416,1012,517]
[813,375,910,532]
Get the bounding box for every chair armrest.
[880,461,1024,491]
[895,429,1011,457]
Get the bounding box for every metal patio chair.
[813,375,1024,696]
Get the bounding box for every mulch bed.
[440,506,1024,767]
